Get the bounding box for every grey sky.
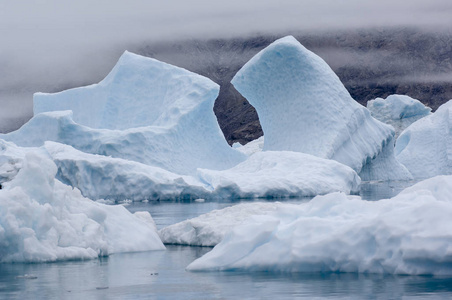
[1,0,452,131]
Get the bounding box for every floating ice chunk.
[232,36,410,180]
[187,175,452,275]
[159,202,290,246]
[0,150,164,263]
[395,100,452,179]
[367,94,431,138]
[1,52,245,175]
[44,141,208,201]
[198,151,360,198]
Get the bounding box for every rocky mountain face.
[136,28,452,145]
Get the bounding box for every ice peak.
[232,35,410,180]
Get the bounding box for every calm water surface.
[1,180,451,299]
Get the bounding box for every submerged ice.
[187,175,452,275]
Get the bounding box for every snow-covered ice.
[159,202,291,246]
[0,148,164,263]
[198,151,360,198]
[396,100,452,179]
[187,175,452,275]
[231,36,411,181]
[367,94,431,138]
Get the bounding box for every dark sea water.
[2,180,451,299]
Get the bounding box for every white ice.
[44,141,209,201]
[187,175,452,275]
[34,51,218,131]
[395,100,452,179]
[232,136,264,156]
[231,36,411,181]
[160,150,361,243]
[1,52,246,175]
[198,151,360,198]
[46,142,359,200]
[159,202,291,246]
[0,43,401,207]
[0,147,164,263]
[367,94,431,138]
[0,140,32,184]
[1,139,358,202]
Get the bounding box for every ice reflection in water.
[2,246,452,299]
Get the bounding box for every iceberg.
[0,149,164,263]
[2,139,358,201]
[395,100,452,178]
[44,141,209,201]
[1,48,365,201]
[367,94,431,138]
[34,51,216,131]
[187,176,452,275]
[231,36,411,181]
[159,202,290,246]
[1,52,245,175]
[198,151,360,198]
[45,142,359,200]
